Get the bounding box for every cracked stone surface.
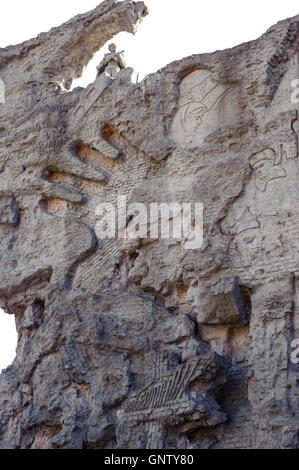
[0,0,298,449]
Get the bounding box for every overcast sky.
[1,0,299,370]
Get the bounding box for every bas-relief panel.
[221,147,299,283]
[169,69,241,145]
[221,55,299,284]
[170,63,299,286]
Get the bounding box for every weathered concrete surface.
[0,0,298,449]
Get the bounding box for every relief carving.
[1,1,299,450]
[169,69,241,146]
[221,141,299,281]
[249,148,287,192]
[118,351,227,429]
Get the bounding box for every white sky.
[0,0,299,370]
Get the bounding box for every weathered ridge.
[0,0,298,449]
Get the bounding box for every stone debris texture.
[0,0,298,449]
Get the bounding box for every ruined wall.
[0,0,298,449]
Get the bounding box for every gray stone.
[0,0,298,449]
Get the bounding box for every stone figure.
[97,43,126,79]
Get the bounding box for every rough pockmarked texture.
[0,0,298,449]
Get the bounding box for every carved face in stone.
[169,69,242,146]
[108,43,117,54]
[249,149,286,192]
[253,159,274,180]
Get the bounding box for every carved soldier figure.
[249,148,287,192]
[97,43,126,79]
[221,204,260,239]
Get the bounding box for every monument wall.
[0,0,298,449]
